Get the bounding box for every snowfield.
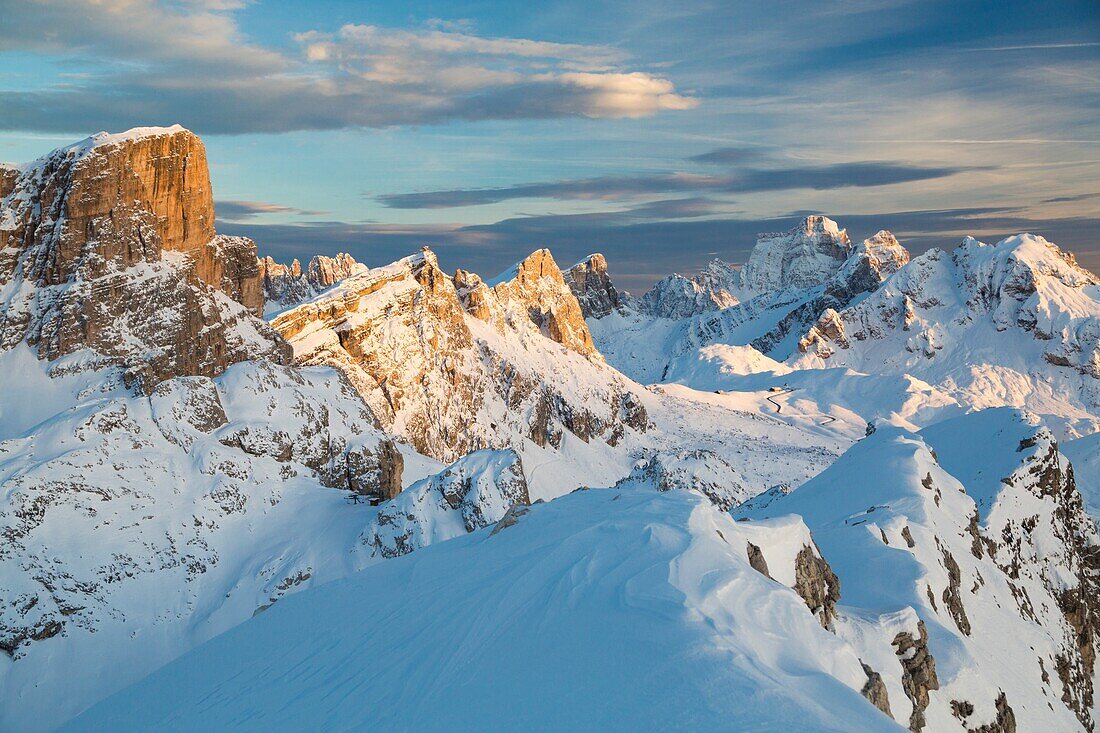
[61,489,903,733]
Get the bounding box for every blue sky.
[1,0,1098,290]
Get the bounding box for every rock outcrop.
[793,543,841,628]
[894,621,941,732]
[614,448,750,510]
[260,252,361,314]
[0,126,288,390]
[363,449,529,559]
[485,249,599,357]
[565,253,630,319]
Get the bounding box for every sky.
[0,0,1098,292]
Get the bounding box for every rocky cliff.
[740,215,852,295]
[565,253,631,318]
[272,248,647,467]
[0,126,288,390]
[260,252,361,315]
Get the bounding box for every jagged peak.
[756,215,849,244]
[487,248,563,287]
[845,230,909,277]
[570,252,609,272]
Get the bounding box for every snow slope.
[63,489,902,733]
[0,344,540,732]
[740,408,1100,731]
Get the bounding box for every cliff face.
[0,126,288,389]
[565,253,627,319]
[272,248,647,465]
[484,249,600,357]
[260,252,361,315]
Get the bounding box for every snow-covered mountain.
[588,218,908,383]
[637,257,741,319]
[740,214,853,296]
[63,409,1100,733]
[586,218,1100,441]
[796,233,1100,436]
[4,126,1100,733]
[0,128,542,731]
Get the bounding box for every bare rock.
[746,542,772,578]
[565,253,629,319]
[793,543,841,628]
[893,620,940,732]
[860,662,893,717]
[490,249,599,357]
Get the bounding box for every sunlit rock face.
[260,252,361,315]
[272,248,648,464]
[0,126,288,389]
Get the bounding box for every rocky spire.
[565,253,629,319]
[486,249,599,357]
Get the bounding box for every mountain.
[588,218,908,383]
[0,125,289,389]
[741,408,1100,731]
[564,253,632,318]
[586,219,1100,442]
[0,129,533,732]
[740,214,852,296]
[796,233,1100,436]
[269,248,643,473]
[64,409,1100,733]
[4,127,1100,733]
[637,257,742,319]
[259,252,361,316]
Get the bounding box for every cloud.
[376,161,985,208]
[0,1,695,134]
[1041,192,1100,204]
[689,147,772,164]
[215,200,327,221]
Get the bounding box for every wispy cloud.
[216,200,327,221]
[0,1,696,134]
[376,160,986,208]
[960,42,1100,52]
